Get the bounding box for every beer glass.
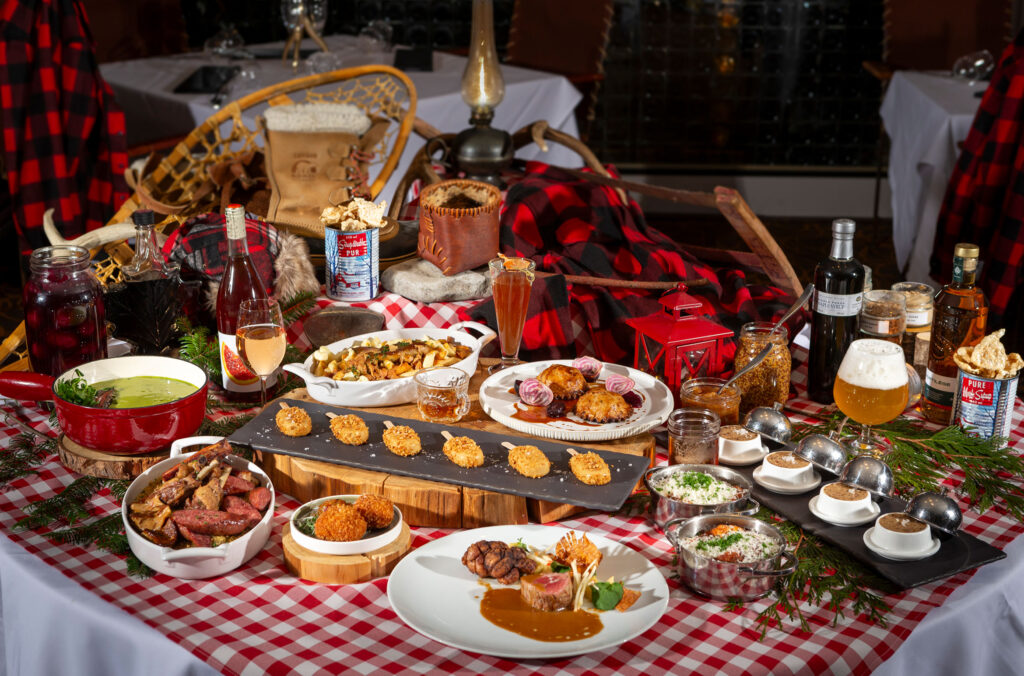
[833,339,909,456]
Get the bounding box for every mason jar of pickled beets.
[23,246,107,376]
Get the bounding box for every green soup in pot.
[91,376,199,408]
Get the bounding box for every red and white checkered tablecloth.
[1,351,1022,675]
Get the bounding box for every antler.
[43,208,166,251]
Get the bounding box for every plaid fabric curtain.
[0,0,128,256]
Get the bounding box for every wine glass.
[236,298,286,408]
[833,339,909,456]
[487,257,536,373]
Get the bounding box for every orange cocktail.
[488,256,535,373]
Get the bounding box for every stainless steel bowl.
[905,490,962,536]
[838,454,894,498]
[644,464,760,531]
[743,403,793,444]
[794,433,848,475]
[664,514,798,601]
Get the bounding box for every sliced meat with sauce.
[520,573,573,612]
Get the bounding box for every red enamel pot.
[0,356,208,455]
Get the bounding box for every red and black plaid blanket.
[461,163,800,369]
[0,0,128,257]
[934,30,1024,350]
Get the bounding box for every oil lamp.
[626,285,733,400]
[450,0,512,185]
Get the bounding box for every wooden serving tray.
[240,361,655,528]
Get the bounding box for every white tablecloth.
[100,35,582,207]
[880,71,983,283]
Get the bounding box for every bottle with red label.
[216,205,276,398]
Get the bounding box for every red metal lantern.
[625,285,733,399]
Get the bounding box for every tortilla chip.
[615,587,641,612]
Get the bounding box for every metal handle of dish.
[662,517,688,547]
[449,321,497,348]
[739,550,798,577]
[281,363,336,388]
[161,546,229,562]
[736,498,761,516]
[170,436,226,457]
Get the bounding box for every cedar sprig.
[198,413,254,438]
[0,432,51,488]
[13,476,108,530]
[175,316,221,379]
[47,513,153,578]
[279,291,317,325]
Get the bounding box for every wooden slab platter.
[282,522,412,584]
[249,360,655,528]
[57,435,168,480]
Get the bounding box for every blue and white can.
[953,369,1019,440]
[325,226,379,301]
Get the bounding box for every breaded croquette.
[329,414,369,445]
[570,452,611,485]
[276,406,312,437]
[314,501,367,541]
[443,436,484,468]
[382,425,422,457]
[354,494,395,529]
[507,445,551,478]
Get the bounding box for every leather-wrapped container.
[417,179,501,276]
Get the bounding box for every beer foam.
[837,339,908,390]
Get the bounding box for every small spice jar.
[667,408,721,465]
[733,322,791,416]
[679,377,740,425]
[891,281,934,373]
[859,290,906,345]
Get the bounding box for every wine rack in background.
[183,0,884,170]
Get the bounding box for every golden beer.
[833,377,909,425]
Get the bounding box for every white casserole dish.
[282,321,495,407]
[122,436,274,580]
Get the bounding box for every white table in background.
[880,71,983,284]
[100,35,582,206]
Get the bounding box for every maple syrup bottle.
[216,205,274,398]
[807,219,866,404]
[921,243,988,424]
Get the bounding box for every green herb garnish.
[551,562,571,573]
[510,538,528,550]
[294,505,319,537]
[696,532,744,552]
[53,369,116,407]
[589,581,624,610]
[680,471,713,489]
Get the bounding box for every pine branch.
[0,433,52,488]
[198,413,254,437]
[279,291,317,325]
[47,513,153,578]
[176,316,221,380]
[13,476,109,530]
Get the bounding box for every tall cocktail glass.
[488,257,535,373]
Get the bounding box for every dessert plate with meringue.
[479,358,673,442]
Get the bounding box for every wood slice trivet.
[57,435,168,480]
[255,361,655,528]
[282,522,412,584]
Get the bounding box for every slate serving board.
[731,446,1006,591]
[227,401,651,512]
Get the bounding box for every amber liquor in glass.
[807,219,866,403]
[921,243,988,424]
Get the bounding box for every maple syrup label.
[955,371,1017,439]
[813,290,863,317]
[923,368,956,409]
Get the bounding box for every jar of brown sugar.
[667,408,721,465]
[733,322,791,416]
[679,377,740,425]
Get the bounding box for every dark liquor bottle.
[921,243,988,424]
[807,219,866,403]
[216,205,274,397]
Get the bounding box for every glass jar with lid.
[679,377,740,425]
[733,322,791,415]
[891,281,935,372]
[667,408,721,465]
[22,245,107,376]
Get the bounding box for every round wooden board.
[57,435,168,480]
[282,521,412,585]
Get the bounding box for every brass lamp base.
[451,110,513,187]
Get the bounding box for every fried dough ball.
[276,406,312,437]
[575,388,632,423]
[314,501,367,541]
[354,494,395,529]
[382,425,421,457]
[443,436,484,468]
[330,414,369,445]
[570,452,611,486]
[507,445,551,478]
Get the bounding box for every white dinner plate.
[387,524,669,659]
[752,466,822,495]
[808,495,881,527]
[478,360,674,442]
[863,528,941,561]
[718,444,770,467]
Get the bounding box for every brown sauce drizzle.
[479,588,603,642]
[511,403,602,427]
